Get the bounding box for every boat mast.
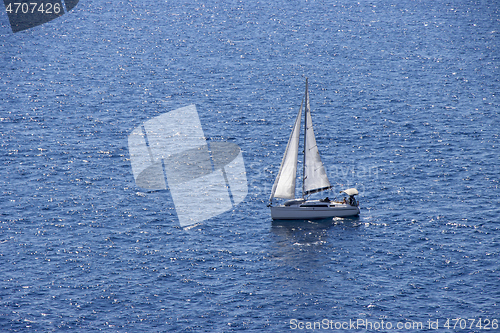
[302,78,308,199]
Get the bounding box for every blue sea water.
[1,0,499,331]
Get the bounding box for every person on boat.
[349,195,357,206]
[323,197,330,202]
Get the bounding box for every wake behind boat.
[269,79,360,220]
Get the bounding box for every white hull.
[270,202,359,220]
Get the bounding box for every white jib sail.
[303,86,331,196]
[270,100,303,200]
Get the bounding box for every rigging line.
[302,78,309,199]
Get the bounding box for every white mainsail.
[269,99,303,200]
[270,78,331,202]
[303,82,331,196]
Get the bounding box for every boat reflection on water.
[270,215,361,246]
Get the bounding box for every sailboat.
[269,78,360,220]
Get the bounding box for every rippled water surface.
[1,0,499,331]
